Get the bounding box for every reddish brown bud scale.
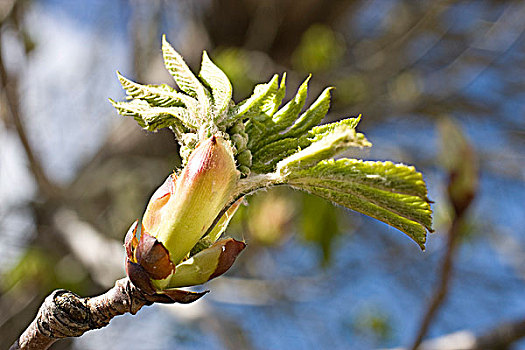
[210,239,246,279]
[135,230,174,280]
[157,289,209,304]
[126,260,157,295]
[124,220,139,262]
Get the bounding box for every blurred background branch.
[410,118,479,350]
[0,0,58,197]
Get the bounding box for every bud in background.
[125,135,245,297]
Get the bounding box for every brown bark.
[9,278,205,350]
[9,278,148,350]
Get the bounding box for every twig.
[9,277,202,350]
[0,22,60,198]
[390,318,525,350]
[409,215,463,350]
[410,119,477,349]
[9,278,146,350]
[9,278,142,350]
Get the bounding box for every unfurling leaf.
[284,159,432,249]
[276,119,371,173]
[199,51,232,123]
[162,35,211,124]
[117,71,197,108]
[232,74,281,120]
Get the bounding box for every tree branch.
[0,14,60,198]
[390,318,525,350]
[410,119,478,350]
[409,216,463,350]
[9,277,205,350]
[9,278,147,350]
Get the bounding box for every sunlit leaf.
[162,35,211,121]
[117,71,197,108]
[285,159,432,249]
[199,51,232,123]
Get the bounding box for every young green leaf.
[283,159,432,249]
[280,87,333,138]
[117,71,197,109]
[162,35,211,122]
[230,74,280,120]
[272,75,310,126]
[276,123,371,173]
[241,74,284,144]
[248,75,311,150]
[290,159,430,199]
[199,51,232,123]
[109,99,197,131]
[250,136,311,173]
[309,115,362,140]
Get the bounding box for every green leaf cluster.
[111,37,433,249]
